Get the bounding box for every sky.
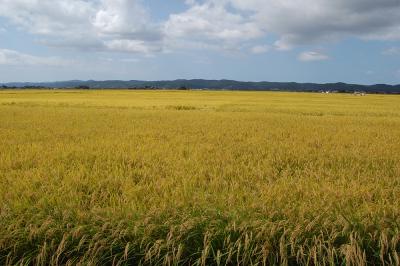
[0,0,400,84]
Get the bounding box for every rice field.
[0,90,399,265]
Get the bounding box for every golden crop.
[0,90,399,265]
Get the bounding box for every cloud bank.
[0,49,71,66]
[0,0,400,57]
[298,51,330,62]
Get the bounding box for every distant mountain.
[1,79,400,94]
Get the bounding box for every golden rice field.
[0,90,400,265]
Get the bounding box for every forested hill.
[2,79,400,94]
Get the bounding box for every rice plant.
[1,90,399,265]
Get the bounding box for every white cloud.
[251,45,270,54]
[382,47,400,55]
[298,51,330,62]
[1,0,400,56]
[184,0,197,5]
[365,70,375,75]
[163,0,400,52]
[229,0,400,48]
[92,0,161,41]
[0,49,71,66]
[163,2,264,51]
[104,40,161,54]
[0,0,95,36]
[0,0,162,54]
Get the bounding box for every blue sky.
[0,0,400,84]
